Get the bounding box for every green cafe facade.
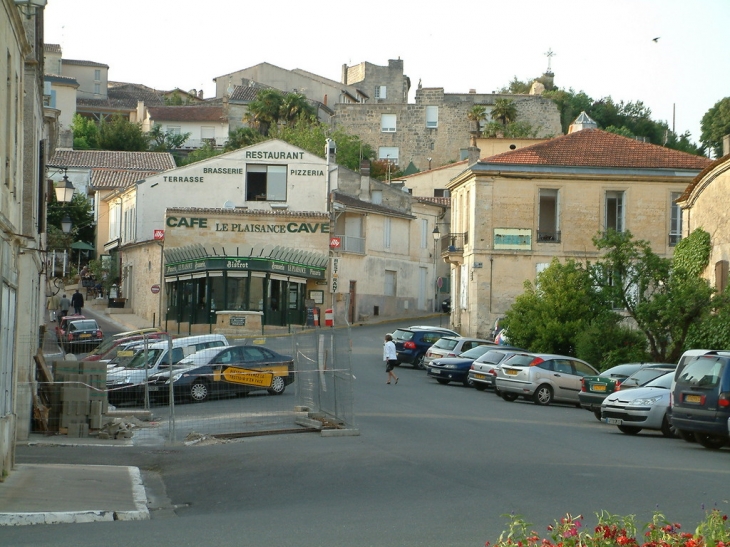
[162,208,330,332]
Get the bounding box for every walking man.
[47,293,60,323]
[59,294,71,320]
[383,333,399,385]
[71,289,84,315]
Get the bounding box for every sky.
[44,0,730,148]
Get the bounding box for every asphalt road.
[6,319,729,547]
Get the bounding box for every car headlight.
[442,364,458,369]
[165,373,183,384]
[629,396,663,406]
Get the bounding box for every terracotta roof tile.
[49,150,176,171]
[91,169,159,189]
[148,106,226,122]
[483,129,712,170]
[333,191,414,218]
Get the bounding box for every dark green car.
[579,363,676,420]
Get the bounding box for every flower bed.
[487,511,729,547]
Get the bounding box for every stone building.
[101,139,447,331]
[1,0,50,474]
[445,128,712,338]
[677,150,730,292]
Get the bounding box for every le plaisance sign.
[166,216,330,234]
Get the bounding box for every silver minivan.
[107,334,228,403]
[495,353,599,405]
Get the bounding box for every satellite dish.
[223,200,235,209]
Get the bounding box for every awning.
[70,241,95,251]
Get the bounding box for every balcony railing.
[335,234,365,254]
[439,232,468,254]
[537,230,561,243]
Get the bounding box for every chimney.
[342,64,348,85]
[469,89,476,94]
[359,160,371,201]
[467,146,481,166]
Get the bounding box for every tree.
[148,124,191,152]
[71,114,100,150]
[467,105,487,138]
[98,114,149,151]
[490,98,518,126]
[590,229,715,362]
[178,141,223,166]
[280,93,316,127]
[244,89,285,136]
[496,77,532,94]
[224,127,266,151]
[504,259,609,357]
[700,97,730,158]
[481,120,537,139]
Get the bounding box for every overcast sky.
[44,0,729,149]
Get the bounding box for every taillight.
[447,353,457,357]
[719,393,730,408]
[615,380,622,392]
[469,364,475,370]
[529,357,545,366]
[580,378,586,392]
[67,332,74,341]
[404,341,416,350]
[488,368,496,376]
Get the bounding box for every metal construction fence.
[27,328,354,445]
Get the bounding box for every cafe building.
[103,139,447,333]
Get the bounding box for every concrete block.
[61,386,90,403]
[67,422,89,438]
[89,412,103,430]
[80,361,106,375]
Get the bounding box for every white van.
[107,334,228,403]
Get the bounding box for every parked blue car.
[427,345,497,386]
[391,326,459,369]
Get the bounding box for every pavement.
[2,294,449,526]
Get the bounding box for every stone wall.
[334,88,561,172]
[345,59,409,104]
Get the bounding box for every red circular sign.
[151,284,161,294]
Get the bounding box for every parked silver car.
[424,336,492,366]
[495,353,598,405]
[600,371,675,437]
[468,348,524,391]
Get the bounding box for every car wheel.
[436,379,450,385]
[414,354,426,370]
[189,379,209,403]
[593,410,603,421]
[474,383,486,391]
[501,392,518,402]
[267,376,286,395]
[660,415,677,438]
[533,384,553,406]
[694,433,729,450]
[676,429,696,443]
[617,425,642,435]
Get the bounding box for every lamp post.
[61,214,72,277]
[432,225,440,312]
[54,173,75,204]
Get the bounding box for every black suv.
[391,326,459,369]
[671,351,730,449]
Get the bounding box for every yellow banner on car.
[220,366,274,388]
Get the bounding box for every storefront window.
[226,276,247,310]
[249,275,265,311]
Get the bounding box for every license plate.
[148,386,160,392]
[505,369,518,376]
[605,418,622,425]
[431,368,441,374]
[473,373,486,380]
[80,333,91,339]
[592,384,606,392]
[685,394,702,404]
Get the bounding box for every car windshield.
[124,348,164,369]
[459,345,491,359]
[70,320,97,331]
[432,338,459,350]
[644,372,673,389]
[599,364,640,378]
[476,350,512,364]
[502,354,534,367]
[678,357,726,388]
[392,329,414,341]
[624,367,673,387]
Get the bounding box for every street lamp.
[54,173,75,204]
[432,225,440,312]
[61,214,72,234]
[14,0,47,18]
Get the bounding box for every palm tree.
[280,93,316,127]
[467,105,487,138]
[491,98,518,126]
[244,89,285,136]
